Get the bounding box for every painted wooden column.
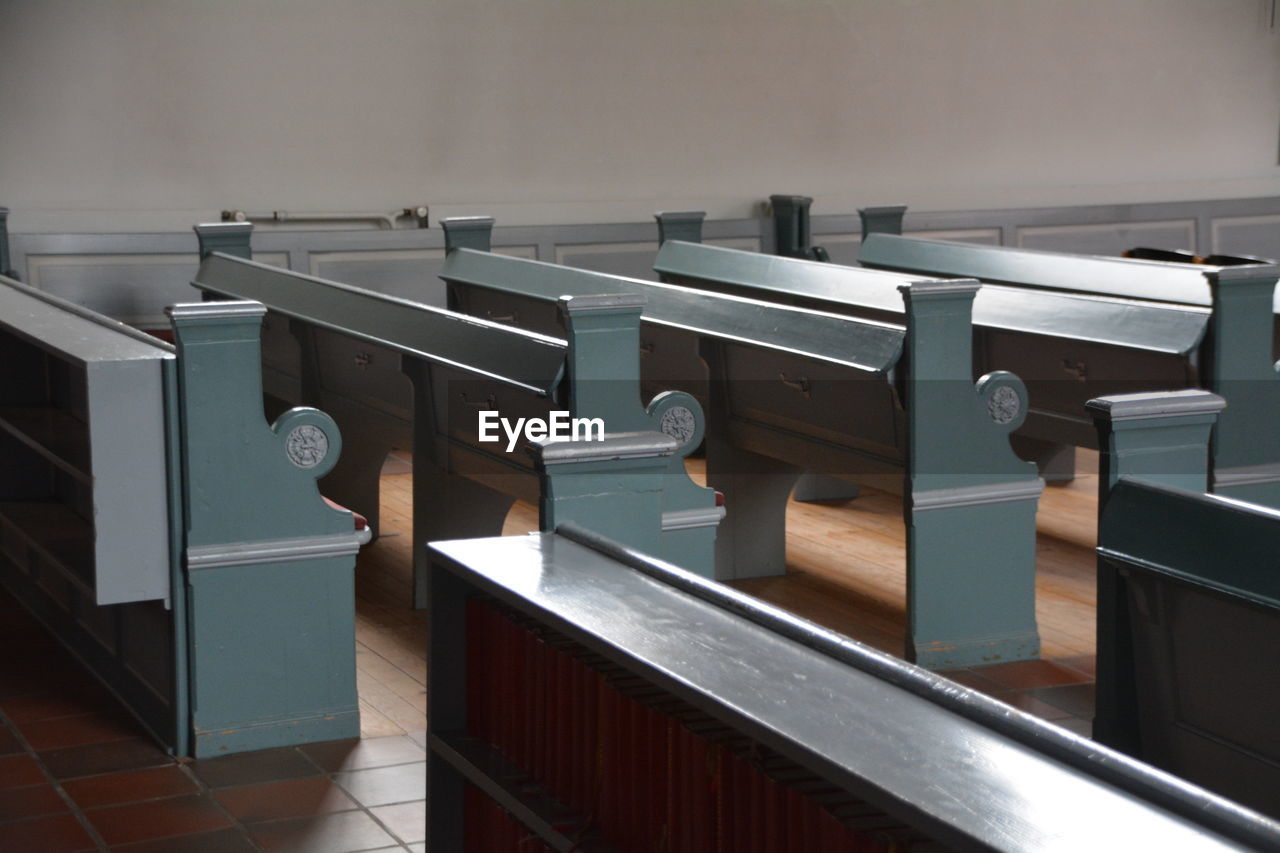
[655,210,705,245]
[168,300,364,756]
[1202,266,1280,507]
[559,294,720,578]
[531,432,678,554]
[899,280,1044,669]
[1087,389,1224,753]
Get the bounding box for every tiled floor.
[1,452,1104,849]
[0,588,426,853]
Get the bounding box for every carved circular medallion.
[285,424,329,469]
[987,385,1021,425]
[659,405,697,446]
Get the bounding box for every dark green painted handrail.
[656,239,1208,355]
[193,253,567,396]
[442,248,902,374]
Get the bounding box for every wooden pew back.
[1091,390,1280,818]
[428,520,1280,849]
[190,228,722,603]
[438,217,1043,670]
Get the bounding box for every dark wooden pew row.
[855,217,1280,507]
[438,218,1043,670]
[426,517,1280,850]
[0,278,369,756]
[189,224,722,608]
[1123,246,1278,266]
[1089,390,1280,820]
[654,230,1211,484]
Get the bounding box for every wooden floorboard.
[354,450,1102,738]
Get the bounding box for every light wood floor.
[352,451,1100,738]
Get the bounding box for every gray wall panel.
[1211,215,1280,259]
[1016,221,1195,256]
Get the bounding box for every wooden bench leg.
[792,472,860,502]
[1010,434,1076,483]
[704,441,802,581]
[317,438,395,541]
[412,462,515,609]
[906,491,1041,669]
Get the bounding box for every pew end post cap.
[557,292,646,315]
[193,222,253,261]
[528,430,677,466]
[858,204,909,237]
[1085,389,1227,423]
[441,216,495,253]
[654,210,706,245]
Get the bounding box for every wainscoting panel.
[1015,220,1196,256]
[1211,214,1280,260]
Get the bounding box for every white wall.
[3,0,1278,231]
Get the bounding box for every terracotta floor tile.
[300,735,424,773]
[63,765,198,809]
[189,746,320,789]
[86,793,233,846]
[333,762,425,807]
[249,809,399,853]
[1055,653,1097,679]
[971,659,1094,690]
[0,726,22,756]
[18,711,140,752]
[2,684,116,725]
[370,800,426,844]
[40,737,173,781]
[0,753,47,788]
[110,827,260,852]
[214,775,358,823]
[0,812,96,852]
[0,782,69,821]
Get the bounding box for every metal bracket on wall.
[220,206,429,230]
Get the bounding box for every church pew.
[439,218,1042,670]
[1123,247,1278,266]
[189,224,721,609]
[426,519,1280,851]
[655,234,1215,486]
[855,217,1280,507]
[0,279,369,756]
[1089,389,1280,820]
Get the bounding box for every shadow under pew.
[438,217,1043,670]
[189,224,721,610]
